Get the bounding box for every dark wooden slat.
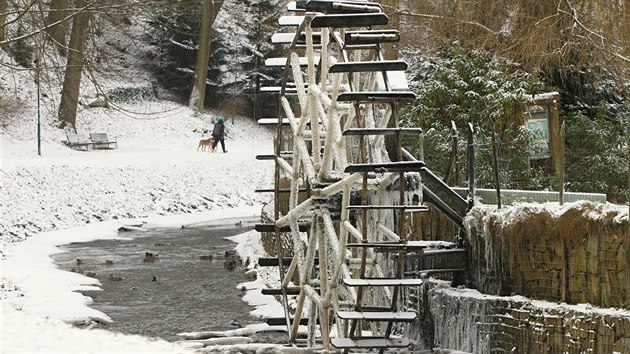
[330,337,410,349]
[346,205,428,211]
[286,1,303,12]
[336,91,416,103]
[310,13,388,28]
[266,317,309,326]
[344,161,426,173]
[346,242,433,253]
[262,287,301,295]
[344,30,400,45]
[257,118,291,126]
[329,60,407,73]
[271,32,322,45]
[255,188,308,193]
[343,278,423,287]
[342,128,423,136]
[258,257,319,266]
[360,305,397,312]
[262,287,320,295]
[255,154,293,160]
[419,167,468,226]
[337,311,416,322]
[255,223,309,232]
[420,248,467,257]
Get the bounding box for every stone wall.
[404,201,630,353]
[466,201,629,308]
[406,281,630,353]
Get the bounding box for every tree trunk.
[58,0,89,130]
[46,0,69,56]
[0,0,7,43]
[189,0,214,114]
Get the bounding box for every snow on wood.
[177,327,258,340]
[278,16,304,26]
[197,336,254,346]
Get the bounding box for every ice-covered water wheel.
[256,1,461,352]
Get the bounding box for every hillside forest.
[0,0,628,202]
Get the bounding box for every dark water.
[53,216,269,342]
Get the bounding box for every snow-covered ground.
[1,99,286,353]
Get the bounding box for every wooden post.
[627,126,629,235]
[467,122,475,210]
[548,97,562,191]
[559,121,565,205]
[491,125,501,209]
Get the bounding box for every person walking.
[211,116,227,153]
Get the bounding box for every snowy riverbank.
[1,102,279,353]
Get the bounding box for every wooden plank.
[420,248,467,257]
[255,188,307,193]
[255,223,309,232]
[336,91,416,103]
[310,13,388,28]
[265,56,319,67]
[305,0,382,14]
[343,278,423,287]
[266,317,309,326]
[255,154,293,160]
[344,30,400,45]
[286,1,305,12]
[329,60,407,73]
[342,128,422,136]
[346,205,428,211]
[330,337,410,349]
[346,242,429,253]
[278,15,304,26]
[262,287,302,295]
[258,257,319,266]
[419,167,468,226]
[271,32,322,45]
[344,161,426,173]
[259,87,300,96]
[257,118,291,126]
[262,287,320,295]
[337,311,416,322]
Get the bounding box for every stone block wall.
[404,201,630,353]
[406,281,630,353]
[466,201,629,308]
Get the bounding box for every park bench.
[89,132,117,149]
[65,134,93,151]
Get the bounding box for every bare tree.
[46,0,68,56]
[397,0,630,94]
[0,0,7,42]
[189,0,214,113]
[58,0,90,130]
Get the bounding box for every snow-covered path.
[1,102,274,251]
[1,103,277,353]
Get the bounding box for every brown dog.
[198,137,214,151]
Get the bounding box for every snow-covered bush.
[402,49,547,190]
[564,108,629,203]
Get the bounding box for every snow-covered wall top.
[465,201,629,309]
